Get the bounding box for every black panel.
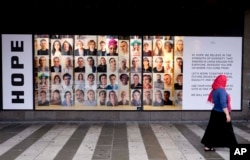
[0,1,247,36]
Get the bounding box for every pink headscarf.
[207,74,231,112]
[108,39,117,48]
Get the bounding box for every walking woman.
[201,74,237,151]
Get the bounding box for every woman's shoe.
[204,147,216,151]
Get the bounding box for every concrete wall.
[0,10,250,122]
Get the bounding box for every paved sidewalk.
[0,121,249,160]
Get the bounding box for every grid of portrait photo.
[34,35,183,110]
[142,36,183,108]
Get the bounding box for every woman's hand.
[223,107,231,122]
[226,114,231,122]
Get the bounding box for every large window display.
[35,35,138,110]
[32,35,242,111]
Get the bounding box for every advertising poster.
[1,34,242,111]
[2,34,33,110]
[182,37,242,110]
